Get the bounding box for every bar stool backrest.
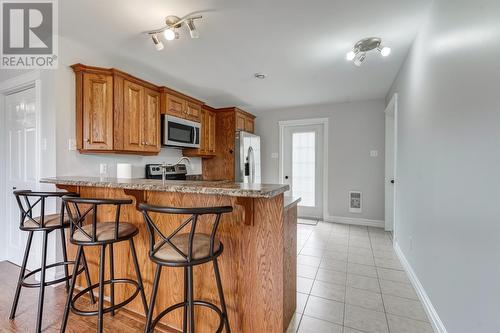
[139,204,233,263]
[62,196,132,243]
[13,190,76,229]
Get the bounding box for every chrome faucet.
[160,157,192,185]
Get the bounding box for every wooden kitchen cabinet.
[186,102,201,121]
[165,93,186,118]
[202,107,257,181]
[79,71,114,151]
[183,106,216,158]
[160,88,203,122]
[143,88,161,152]
[235,109,255,133]
[72,64,162,155]
[123,80,144,151]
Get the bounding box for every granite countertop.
[284,196,301,209]
[40,176,289,199]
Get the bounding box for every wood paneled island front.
[40,177,298,333]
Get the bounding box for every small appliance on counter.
[145,163,187,180]
[116,163,132,178]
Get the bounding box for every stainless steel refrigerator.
[235,131,261,183]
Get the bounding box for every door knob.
[285,176,289,180]
[390,179,395,184]
[12,187,17,190]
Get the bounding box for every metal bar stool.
[139,203,233,333]
[60,196,148,333]
[9,190,95,333]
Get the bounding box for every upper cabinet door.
[143,88,161,152]
[186,102,201,122]
[207,110,216,153]
[82,73,113,150]
[123,80,144,151]
[166,94,186,118]
[244,117,254,133]
[236,113,246,131]
[199,108,207,153]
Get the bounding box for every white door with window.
[282,124,324,219]
[3,86,39,265]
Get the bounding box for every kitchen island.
[40,177,298,333]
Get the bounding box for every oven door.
[163,115,200,148]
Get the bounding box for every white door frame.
[0,71,43,262]
[279,118,329,219]
[384,93,398,235]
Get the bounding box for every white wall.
[388,0,500,332]
[55,36,202,178]
[254,99,386,222]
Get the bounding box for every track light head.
[164,29,176,41]
[152,35,164,51]
[353,52,366,67]
[380,46,391,57]
[187,19,199,39]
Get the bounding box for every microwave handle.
[191,126,197,145]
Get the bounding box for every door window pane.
[292,132,315,207]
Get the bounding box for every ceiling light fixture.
[145,14,202,50]
[346,37,391,67]
[151,34,164,51]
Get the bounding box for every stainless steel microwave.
[162,115,201,148]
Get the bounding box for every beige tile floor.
[288,222,435,333]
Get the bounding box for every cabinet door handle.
[85,138,90,143]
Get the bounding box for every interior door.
[283,124,324,219]
[4,86,38,265]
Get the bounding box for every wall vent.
[349,191,362,213]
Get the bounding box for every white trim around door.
[279,117,329,220]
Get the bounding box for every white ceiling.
[60,0,431,110]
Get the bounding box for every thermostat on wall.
[349,191,362,213]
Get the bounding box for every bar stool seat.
[22,213,69,229]
[153,233,222,264]
[60,196,148,333]
[9,190,95,333]
[140,204,233,333]
[73,222,138,243]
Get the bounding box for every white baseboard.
[324,215,385,228]
[393,242,447,333]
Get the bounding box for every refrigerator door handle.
[247,146,255,183]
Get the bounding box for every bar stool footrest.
[70,278,140,316]
[21,260,84,288]
[151,300,225,332]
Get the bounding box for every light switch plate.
[370,150,378,157]
[68,138,76,151]
[271,152,279,159]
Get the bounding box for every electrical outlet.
[99,163,108,176]
[68,138,76,151]
[370,150,378,157]
[271,152,279,159]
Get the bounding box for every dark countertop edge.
[284,196,301,209]
[40,178,289,199]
